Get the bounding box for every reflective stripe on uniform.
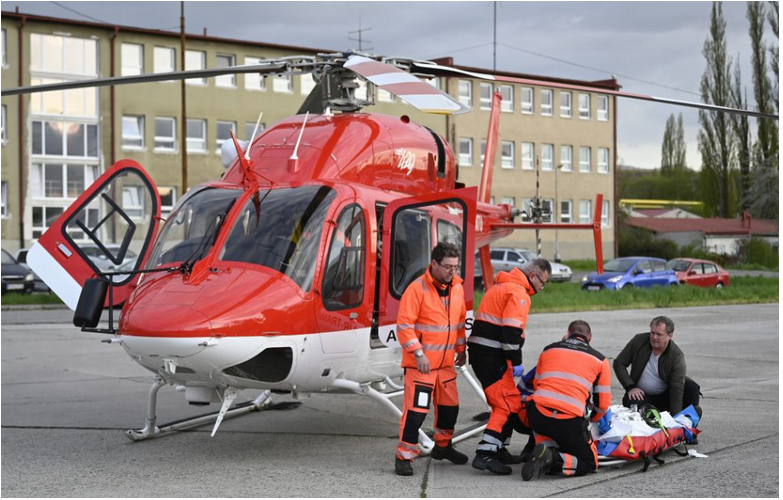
[593,386,612,393]
[421,343,457,352]
[534,390,589,415]
[501,342,520,351]
[467,336,502,349]
[401,339,418,349]
[536,371,593,390]
[561,452,577,476]
[475,312,523,328]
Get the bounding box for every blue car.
[581,257,679,291]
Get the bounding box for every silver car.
[474,247,572,282]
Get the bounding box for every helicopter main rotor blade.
[345,55,470,115]
[2,62,291,96]
[412,61,779,121]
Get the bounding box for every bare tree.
[730,61,752,212]
[661,113,688,174]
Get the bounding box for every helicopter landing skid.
[125,376,273,441]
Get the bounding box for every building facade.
[1,12,617,261]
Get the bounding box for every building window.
[598,147,610,174]
[597,95,609,121]
[501,141,514,169]
[521,87,533,114]
[29,79,97,117]
[560,91,572,117]
[32,206,64,239]
[1,181,8,217]
[186,119,206,152]
[377,88,394,102]
[579,200,592,223]
[159,187,177,218]
[30,34,98,75]
[458,80,472,107]
[122,115,145,150]
[32,120,99,158]
[426,77,440,90]
[480,139,487,165]
[501,196,516,207]
[1,104,6,143]
[355,80,368,100]
[185,50,206,85]
[579,147,591,173]
[215,54,236,87]
[245,121,265,141]
[560,200,572,223]
[122,186,145,219]
[244,57,267,90]
[480,83,492,110]
[121,43,143,76]
[215,121,236,153]
[602,200,611,227]
[542,199,554,222]
[541,144,554,171]
[31,163,98,199]
[499,85,513,112]
[1,29,6,68]
[273,74,293,93]
[560,145,573,172]
[521,142,534,170]
[579,93,590,119]
[153,46,175,74]
[459,138,473,166]
[541,89,553,116]
[300,74,316,95]
[154,117,176,151]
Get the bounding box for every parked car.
[2,249,34,294]
[581,256,679,291]
[474,247,572,283]
[667,258,730,288]
[14,248,51,293]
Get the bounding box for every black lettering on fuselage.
[386,329,398,343]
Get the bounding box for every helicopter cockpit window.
[147,188,241,268]
[391,208,431,297]
[221,185,335,292]
[437,220,462,247]
[322,204,366,310]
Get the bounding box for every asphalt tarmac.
[1,303,778,497]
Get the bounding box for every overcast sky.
[6,1,778,169]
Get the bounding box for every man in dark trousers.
[614,315,701,417]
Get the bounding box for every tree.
[747,2,779,166]
[730,62,752,212]
[769,1,779,112]
[660,113,687,174]
[698,2,737,218]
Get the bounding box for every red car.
[667,258,731,288]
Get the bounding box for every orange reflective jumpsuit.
[527,335,612,476]
[468,268,535,454]
[395,268,466,462]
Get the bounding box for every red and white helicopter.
[7,52,775,450]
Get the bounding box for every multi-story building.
[1,12,617,261]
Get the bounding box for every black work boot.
[519,435,536,462]
[521,444,553,481]
[472,451,512,475]
[395,458,413,476]
[431,443,469,464]
[498,447,525,464]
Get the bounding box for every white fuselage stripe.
[27,242,82,310]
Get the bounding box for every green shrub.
[736,238,779,269]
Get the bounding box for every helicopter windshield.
[220,185,336,292]
[147,188,242,268]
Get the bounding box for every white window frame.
[597,95,609,121]
[30,33,98,76]
[121,43,143,76]
[122,115,145,150]
[273,74,293,93]
[31,163,98,200]
[602,200,611,227]
[300,74,317,95]
[501,196,516,207]
[560,91,572,118]
[560,199,572,223]
[186,118,207,152]
[521,87,533,114]
[122,186,145,220]
[215,54,236,88]
[521,142,534,170]
[154,117,177,152]
[500,85,513,112]
[31,205,66,239]
[1,29,7,68]
[579,200,592,224]
[1,181,8,217]
[32,120,99,159]
[480,139,487,165]
[579,146,591,173]
[246,122,265,141]
[215,121,236,153]
[153,46,175,75]
[598,147,610,174]
[560,145,573,172]
[541,89,553,116]
[501,141,514,169]
[244,57,267,91]
[377,88,394,102]
[159,186,177,217]
[459,138,473,166]
[458,80,472,107]
[579,93,591,119]
[542,198,554,223]
[541,144,554,171]
[480,83,493,110]
[1,104,6,144]
[185,50,206,85]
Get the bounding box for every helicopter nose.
[122,303,213,343]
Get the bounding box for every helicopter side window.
[437,220,462,248]
[391,209,431,297]
[322,204,366,310]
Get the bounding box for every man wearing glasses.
[468,258,551,475]
[614,316,702,419]
[394,242,469,476]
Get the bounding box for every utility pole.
[180,1,188,195]
[348,17,373,52]
[493,1,497,71]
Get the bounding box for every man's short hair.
[523,257,552,276]
[432,241,461,263]
[651,316,675,335]
[567,320,591,339]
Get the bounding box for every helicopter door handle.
[349,312,358,320]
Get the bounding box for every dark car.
[667,258,731,288]
[581,256,679,291]
[14,248,51,293]
[2,249,34,294]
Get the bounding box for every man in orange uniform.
[468,258,551,475]
[522,320,612,481]
[394,242,469,476]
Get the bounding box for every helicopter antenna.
[348,17,373,52]
[289,112,310,172]
[244,112,263,161]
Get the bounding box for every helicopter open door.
[376,187,476,348]
[27,160,161,310]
